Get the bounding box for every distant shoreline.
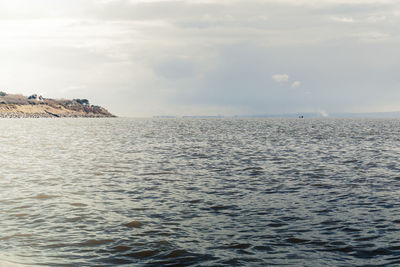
[0,92,115,118]
[153,112,400,119]
[0,113,116,118]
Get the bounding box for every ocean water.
[1,118,400,266]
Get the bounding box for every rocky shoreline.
[0,92,115,118]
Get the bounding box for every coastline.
[0,93,115,118]
[0,113,116,118]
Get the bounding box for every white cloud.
[330,16,356,23]
[354,31,390,42]
[291,81,301,88]
[366,15,386,22]
[272,74,289,83]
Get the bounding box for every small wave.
[113,245,131,252]
[32,194,59,200]
[65,216,85,223]
[0,259,25,267]
[311,183,335,189]
[103,258,132,265]
[225,243,251,249]
[249,171,264,176]
[11,205,30,210]
[322,246,354,253]
[342,227,361,232]
[242,167,263,171]
[12,213,28,218]
[78,239,114,246]
[124,221,144,228]
[163,249,187,258]
[355,236,380,241]
[210,205,231,211]
[139,172,174,176]
[0,234,32,241]
[70,202,88,207]
[253,245,273,251]
[314,208,330,214]
[321,219,341,226]
[155,240,170,246]
[268,222,287,228]
[45,243,68,248]
[353,248,392,258]
[124,250,158,258]
[342,159,360,164]
[285,237,309,244]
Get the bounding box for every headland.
[0,92,115,118]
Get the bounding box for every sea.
[1,118,400,266]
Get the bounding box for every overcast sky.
[1,0,399,117]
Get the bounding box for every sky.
[0,0,399,117]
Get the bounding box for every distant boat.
[299,115,304,118]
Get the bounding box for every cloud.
[154,58,198,79]
[367,15,386,22]
[291,81,301,88]
[330,16,356,23]
[0,0,399,116]
[272,74,289,83]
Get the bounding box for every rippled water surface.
[1,118,400,266]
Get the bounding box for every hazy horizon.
[1,0,399,117]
